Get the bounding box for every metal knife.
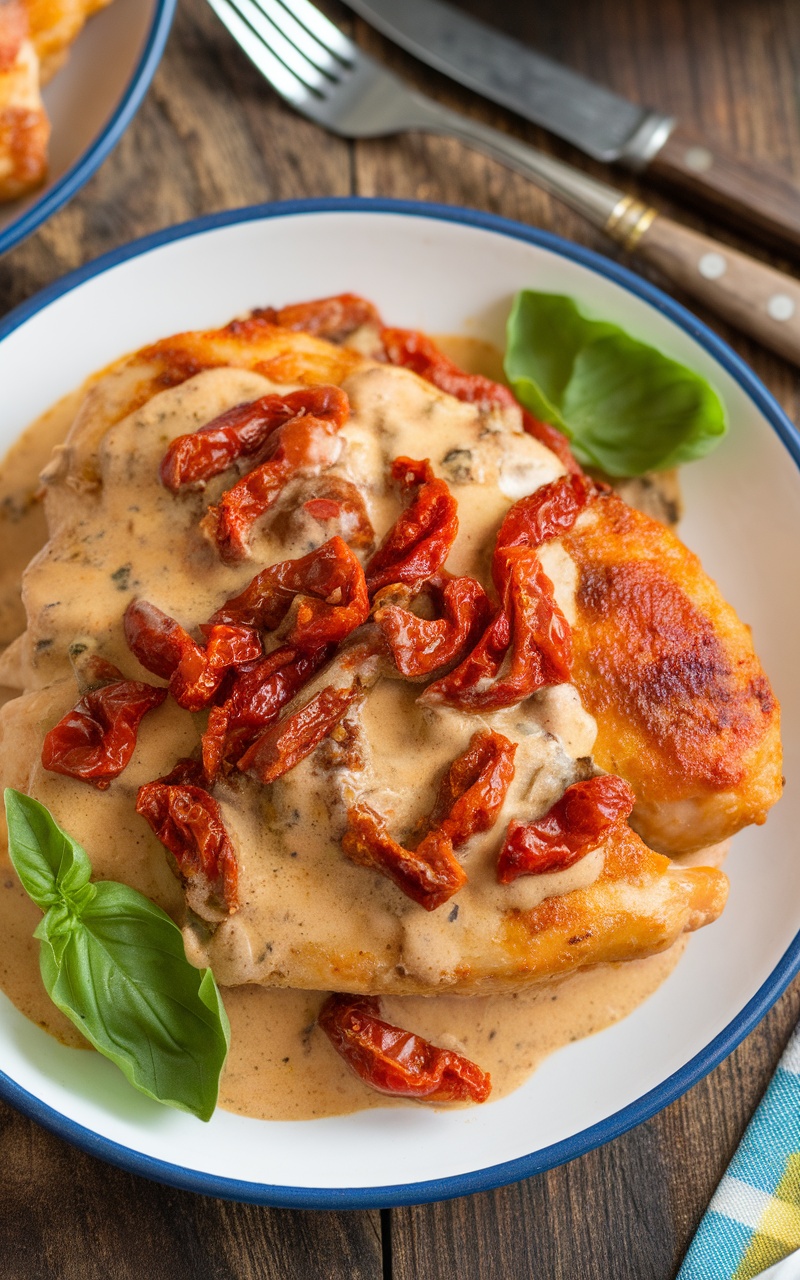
[342,0,800,257]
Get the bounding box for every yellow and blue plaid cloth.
[678,1027,800,1279]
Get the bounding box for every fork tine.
[277,0,356,63]
[248,0,349,75]
[207,0,419,141]
[224,0,331,90]
[207,0,312,105]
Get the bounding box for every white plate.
[0,0,175,257]
[0,200,797,1208]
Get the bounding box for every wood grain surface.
[647,120,800,258]
[632,213,800,365]
[0,1,798,1276]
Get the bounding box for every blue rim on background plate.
[0,196,798,1209]
[0,0,177,260]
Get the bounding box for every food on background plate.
[0,292,782,1119]
[25,0,113,82]
[0,0,112,203]
[0,0,48,202]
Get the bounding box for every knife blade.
[342,0,800,256]
[343,0,672,165]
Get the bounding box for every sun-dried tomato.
[420,477,591,711]
[210,536,369,652]
[492,473,597,592]
[42,678,167,790]
[232,637,381,785]
[238,683,361,784]
[423,550,571,711]
[136,766,239,913]
[382,326,509,406]
[497,774,635,883]
[254,293,383,341]
[365,457,458,596]
[123,600,188,680]
[201,707,237,783]
[298,475,375,550]
[318,994,491,1103]
[374,572,492,680]
[422,609,507,707]
[381,326,581,474]
[393,457,434,489]
[160,397,276,491]
[430,730,517,847]
[303,498,341,521]
[160,386,346,491]
[207,388,349,562]
[124,599,261,712]
[201,645,332,780]
[343,804,467,911]
[341,731,514,910]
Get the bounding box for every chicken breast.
[563,492,782,854]
[1,312,768,996]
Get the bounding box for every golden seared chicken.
[0,0,48,201]
[0,0,112,204]
[24,0,111,82]
[563,493,781,854]
[0,298,780,1000]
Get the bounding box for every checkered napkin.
[678,1026,800,1279]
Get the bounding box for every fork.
[206,0,800,366]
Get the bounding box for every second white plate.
[0,0,176,257]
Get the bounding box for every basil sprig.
[4,789,230,1121]
[505,291,728,477]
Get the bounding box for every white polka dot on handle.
[767,294,796,322]
[699,252,727,280]
[685,146,714,172]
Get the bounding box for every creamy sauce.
[0,822,689,1117]
[0,388,86,705]
[0,822,687,1117]
[2,360,594,995]
[218,943,686,1118]
[0,826,727,1119]
[0,334,705,1119]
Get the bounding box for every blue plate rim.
[0,0,177,260]
[0,195,798,1209]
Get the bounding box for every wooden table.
[1,1,798,1275]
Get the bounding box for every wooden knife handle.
[626,212,800,365]
[647,123,800,258]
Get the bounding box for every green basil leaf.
[4,790,230,1122]
[36,882,230,1121]
[4,788,93,912]
[505,291,728,477]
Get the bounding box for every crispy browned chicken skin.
[0,0,113,204]
[563,491,781,854]
[0,0,48,202]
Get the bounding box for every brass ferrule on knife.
[343,0,800,257]
[604,196,659,251]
